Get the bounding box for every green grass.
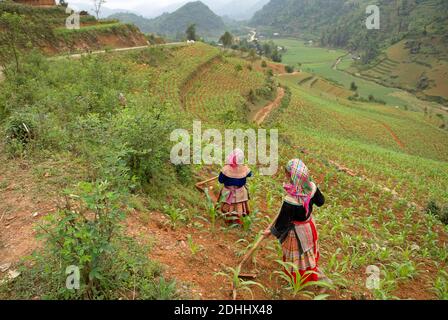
[273,38,345,65]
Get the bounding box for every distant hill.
[251,0,448,57]
[251,0,448,104]
[216,0,269,21]
[108,12,154,33]
[112,1,226,38]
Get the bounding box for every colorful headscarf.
[283,159,315,214]
[226,148,244,168]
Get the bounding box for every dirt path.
[51,42,185,61]
[252,87,285,125]
[380,122,406,149]
[332,53,349,70]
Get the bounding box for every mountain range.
[75,0,267,20]
[110,2,226,38]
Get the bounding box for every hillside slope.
[0,2,148,56]
[0,35,446,300]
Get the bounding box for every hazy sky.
[65,0,218,10]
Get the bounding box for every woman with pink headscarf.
[218,148,252,225]
[264,159,329,284]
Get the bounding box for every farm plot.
[182,56,267,120]
[148,43,220,106]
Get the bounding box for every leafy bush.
[110,100,176,185]
[0,181,178,300]
[426,199,440,216]
[4,111,37,157]
[439,206,448,225]
[285,65,294,73]
[425,200,448,225]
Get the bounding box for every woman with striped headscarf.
[218,148,252,225]
[264,159,329,284]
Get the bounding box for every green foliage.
[219,31,234,47]
[186,234,204,256]
[215,266,265,299]
[186,24,197,41]
[426,199,441,216]
[4,111,36,157]
[204,187,219,231]
[272,260,333,298]
[426,200,448,225]
[0,12,29,73]
[285,65,294,73]
[432,270,448,300]
[0,180,177,300]
[162,205,188,229]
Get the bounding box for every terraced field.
[274,38,448,112]
[182,55,267,120]
[359,39,448,104]
[148,43,221,106]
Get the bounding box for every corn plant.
[187,234,204,256]
[204,188,219,232]
[371,266,400,300]
[240,209,261,233]
[390,261,420,280]
[214,266,265,299]
[272,260,333,298]
[266,239,283,261]
[162,205,187,229]
[432,270,448,300]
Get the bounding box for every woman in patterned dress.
[218,148,252,225]
[264,159,329,284]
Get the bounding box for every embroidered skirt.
[219,186,250,224]
[281,217,321,283]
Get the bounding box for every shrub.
[285,65,294,73]
[4,111,37,157]
[261,60,267,68]
[439,206,448,225]
[0,181,177,300]
[5,112,36,145]
[426,199,440,216]
[110,100,176,186]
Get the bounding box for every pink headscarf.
[226,148,244,168]
[283,159,315,214]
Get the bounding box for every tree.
[350,81,358,91]
[186,24,197,41]
[248,49,257,61]
[219,31,233,47]
[92,0,107,20]
[271,48,282,62]
[263,42,272,57]
[0,12,28,73]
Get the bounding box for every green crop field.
[272,38,432,109]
